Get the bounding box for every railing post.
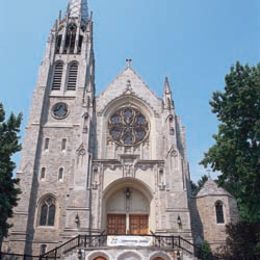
[84,235,87,248]
[77,235,80,247]
[54,248,57,260]
[172,236,175,249]
[178,235,181,248]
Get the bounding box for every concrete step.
[63,248,198,260]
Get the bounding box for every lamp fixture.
[177,215,182,226]
[75,213,80,226]
[125,187,131,199]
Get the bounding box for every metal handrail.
[1,233,203,260]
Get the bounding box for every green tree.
[201,62,260,222]
[218,221,260,259]
[200,240,213,260]
[0,103,22,250]
[190,175,209,196]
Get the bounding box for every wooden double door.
[107,214,148,235]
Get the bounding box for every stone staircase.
[63,249,198,260]
[40,234,201,260]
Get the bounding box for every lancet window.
[215,201,225,223]
[64,23,77,54]
[67,62,78,90]
[52,62,63,90]
[39,197,56,226]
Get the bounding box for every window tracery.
[108,107,149,146]
[64,23,77,54]
[39,197,56,226]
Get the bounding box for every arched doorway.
[93,257,107,260]
[105,186,150,235]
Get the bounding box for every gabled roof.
[196,179,231,198]
[96,66,162,115]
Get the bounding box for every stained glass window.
[40,197,56,226]
[108,107,149,146]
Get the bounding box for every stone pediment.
[96,67,162,115]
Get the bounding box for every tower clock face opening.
[108,107,149,146]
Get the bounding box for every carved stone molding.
[167,145,178,158]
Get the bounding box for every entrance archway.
[104,179,152,235]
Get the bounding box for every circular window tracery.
[108,107,149,146]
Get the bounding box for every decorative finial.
[126,58,132,68]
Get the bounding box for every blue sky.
[0,0,259,181]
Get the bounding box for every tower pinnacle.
[164,76,171,94]
[68,0,88,21]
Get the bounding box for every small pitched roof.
[196,179,231,198]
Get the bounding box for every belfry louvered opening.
[52,62,63,90]
[67,62,78,91]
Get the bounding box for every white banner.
[107,236,153,247]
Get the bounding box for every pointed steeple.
[163,77,175,110]
[164,77,171,94]
[68,0,88,21]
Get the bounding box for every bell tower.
[5,0,96,255]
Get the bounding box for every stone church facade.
[3,0,238,258]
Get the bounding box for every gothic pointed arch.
[64,23,77,54]
[66,61,79,91]
[215,200,225,223]
[51,61,64,90]
[102,178,153,235]
[38,194,56,227]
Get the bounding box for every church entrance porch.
[103,179,152,235]
[107,214,149,235]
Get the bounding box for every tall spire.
[68,0,88,21]
[164,76,171,94]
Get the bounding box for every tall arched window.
[39,197,56,226]
[52,62,63,90]
[58,168,63,181]
[215,201,225,223]
[64,23,77,54]
[67,62,78,91]
[40,167,46,180]
[55,35,62,54]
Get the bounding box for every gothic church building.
[4,0,238,259]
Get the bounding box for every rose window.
[108,107,149,146]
